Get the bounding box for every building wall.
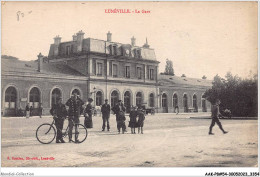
[158,86,211,113]
[2,75,88,116]
[89,81,158,109]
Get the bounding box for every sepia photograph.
[1,1,258,176]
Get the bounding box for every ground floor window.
[96,91,102,106]
[149,93,154,107]
[124,91,131,113]
[136,92,142,107]
[162,93,168,108]
[52,88,62,107]
[29,87,40,108]
[111,90,119,108]
[5,86,17,109]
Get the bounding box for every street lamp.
[90,87,96,106]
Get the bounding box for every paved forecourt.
[1,113,258,167]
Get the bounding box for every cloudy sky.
[2,1,258,79]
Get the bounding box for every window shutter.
[147,65,149,79]
[92,59,96,75]
[109,61,112,76]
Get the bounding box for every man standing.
[209,99,228,135]
[113,100,126,134]
[101,99,110,131]
[66,93,84,143]
[50,98,67,143]
[38,103,43,118]
[25,103,30,118]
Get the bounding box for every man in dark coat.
[113,100,126,134]
[50,98,67,143]
[209,99,228,135]
[101,99,111,131]
[66,92,84,143]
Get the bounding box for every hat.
[105,99,108,101]
[118,100,122,102]
[88,98,93,102]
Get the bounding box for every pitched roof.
[1,57,85,77]
[158,74,212,87]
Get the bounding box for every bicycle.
[36,117,88,144]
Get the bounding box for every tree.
[204,72,257,117]
[202,75,207,79]
[1,55,19,60]
[164,59,174,76]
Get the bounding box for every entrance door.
[4,86,17,116]
[29,87,41,116]
[162,93,168,113]
[124,91,131,113]
[111,90,119,108]
[183,94,188,112]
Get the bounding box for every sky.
[1,1,258,80]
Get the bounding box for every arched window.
[136,92,142,107]
[72,89,80,97]
[5,87,17,109]
[193,94,198,112]
[183,94,188,112]
[149,93,154,107]
[30,87,40,108]
[111,90,119,108]
[96,91,102,106]
[162,93,168,108]
[124,91,131,113]
[173,94,178,108]
[52,88,61,106]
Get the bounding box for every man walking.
[66,92,84,143]
[101,99,110,131]
[50,98,67,143]
[209,99,228,135]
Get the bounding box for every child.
[137,107,145,134]
[129,106,137,134]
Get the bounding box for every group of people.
[24,103,43,118]
[49,93,146,143]
[50,92,85,143]
[45,91,228,144]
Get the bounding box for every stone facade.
[2,31,211,116]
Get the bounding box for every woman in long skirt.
[128,106,137,134]
[84,98,94,128]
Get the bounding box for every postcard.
[1,1,258,176]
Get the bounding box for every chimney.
[107,31,112,42]
[143,37,150,48]
[131,36,136,46]
[72,34,77,41]
[37,53,43,72]
[76,30,85,52]
[54,35,61,45]
[53,35,61,56]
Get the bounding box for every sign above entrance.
[21,98,27,102]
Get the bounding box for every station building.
[1,31,211,116]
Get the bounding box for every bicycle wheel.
[71,124,88,143]
[36,123,56,144]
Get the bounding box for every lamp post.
[90,87,96,106]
